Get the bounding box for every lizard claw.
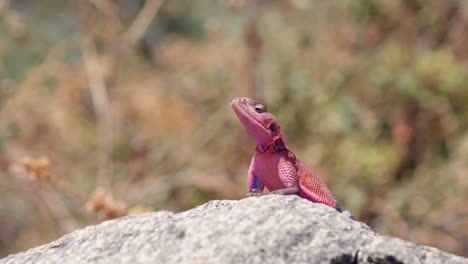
[247,189,264,197]
[342,210,355,220]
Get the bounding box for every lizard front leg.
[247,157,264,196]
[270,156,300,195]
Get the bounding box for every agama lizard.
[232,97,354,219]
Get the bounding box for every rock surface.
[1,195,467,264]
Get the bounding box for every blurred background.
[1,0,468,258]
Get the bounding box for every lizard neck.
[255,137,287,154]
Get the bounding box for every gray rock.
[1,195,466,264]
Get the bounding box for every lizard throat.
[255,137,287,154]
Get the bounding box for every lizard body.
[232,97,353,218]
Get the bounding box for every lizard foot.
[247,189,265,197]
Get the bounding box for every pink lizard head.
[231,97,286,153]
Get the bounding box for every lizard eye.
[254,103,266,113]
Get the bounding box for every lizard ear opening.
[268,123,276,133]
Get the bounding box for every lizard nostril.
[231,98,242,105]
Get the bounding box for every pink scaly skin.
[232,97,353,218]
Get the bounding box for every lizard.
[232,97,354,219]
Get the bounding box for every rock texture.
[1,195,467,264]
